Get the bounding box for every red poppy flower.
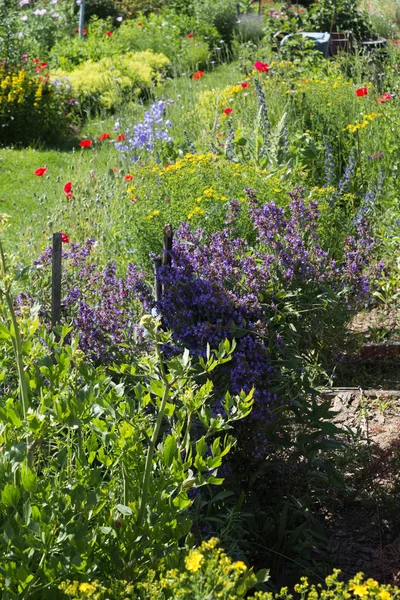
[64,182,72,194]
[356,87,368,97]
[98,133,110,141]
[117,133,125,141]
[254,61,269,72]
[241,82,251,88]
[124,174,134,181]
[137,22,143,26]
[224,108,233,114]
[192,70,205,80]
[61,232,70,243]
[33,58,40,63]
[394,41,399,45]
[79,139,92,148]
[105,31,112,36]
[187,33,194,38]
[34,167,47,176]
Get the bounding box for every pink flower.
[377,93,392,103]
[254,61,269,72]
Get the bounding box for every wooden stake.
[51,232,62,328]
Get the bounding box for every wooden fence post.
[51,232,62,329]
[163,224,173,267]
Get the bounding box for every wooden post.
[51,232,62,328]
[163,224,173,267]
[153,257,162,304]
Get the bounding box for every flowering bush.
[59,550,400,599]
[0,65,76,145]
[153,186,381,459]
[52,50,170,112]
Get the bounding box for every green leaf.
[116,504,133,516]
[163,435,178,466]
[1,484,20,507]
[255,568,270,584]
[21,465,37,492]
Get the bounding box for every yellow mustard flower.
[379,590,391,600]
[350,584,369,598]
[79,582,94,592]
[185,550,204,572]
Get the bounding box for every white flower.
[19,0,30,6]
[20,14,28,20]
[17,32,23,38]
[116,16,123,21]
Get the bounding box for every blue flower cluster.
[115,100,173,162]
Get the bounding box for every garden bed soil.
[317,389,400,584]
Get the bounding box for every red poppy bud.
[64,182,72,194]
[61,233,70,243]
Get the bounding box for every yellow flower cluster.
[0,69,39,106]
[147,209,161,220]
[343,112,381,133]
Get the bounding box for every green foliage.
[53,51,170,112]
[306,0,376,40]
[50,13,218,75]
[0,246,253,597]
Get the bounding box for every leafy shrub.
[194,0,238,50]
[50,14,217,74]
[0,251,253,598]
[52,51,170,111]
[0,66,76,145]
[306,0,376,40]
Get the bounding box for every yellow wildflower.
[232,560,247,572]
[379,591,391,600]
[79,582,94,592]
[185,550,204,572]
[350,584,369,598]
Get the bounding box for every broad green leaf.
[163,435,177,466]
[1,484,20,507]
[21,465,37,492]
[116,504,133,516]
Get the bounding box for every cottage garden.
[1,0,400,596]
